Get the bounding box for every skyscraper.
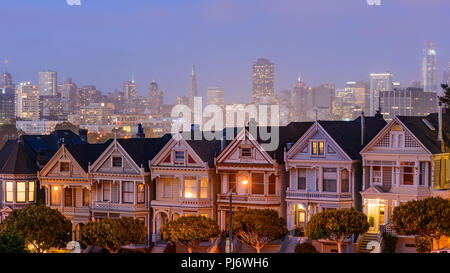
[291,76,311,122]
[252,58,274,104]
[147,80,163,114]
[443,61,450,85]
[17,82,40,120]
[58,78,78,115]
[123,77,138,100]
[369,73,393,115]
[1,60,12,88]
[188,63,198,108]
[38,70,58,96]
[206,86,225,109]
[421,40,438,93]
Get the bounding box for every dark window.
[252,173,264,195]
[241,148,252,157]
[228,174,236,193]
[323,179,337,192]
[419,162,425,186]
[341,169,349,192]
[64,188,73,207]
[103,183,110,201]
[60,162,70,172]
[402,167,414,185]
[122,181,134,203]
[175,151,184,162]
[269,174,276,195]
[297,169,306,190]
[112,157,122,167]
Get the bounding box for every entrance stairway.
[358,233,379,253]
[150,243,167,253]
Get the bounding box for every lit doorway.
[367,199,385,232]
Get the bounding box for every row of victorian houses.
[0,109,448,251]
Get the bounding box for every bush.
[382,232,397,253]
[295,242,316,253]
[415,236,432,253]
[294,226,304,237]
[0,232,27,253]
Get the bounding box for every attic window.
[60,162,70,172]
[240,148,252,158]
[174,151,185,163]
[112,157,122,167]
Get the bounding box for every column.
[413,159,419,186]
[425,162,430,187]
[362,166,366,191]
[118,181,122,203]
[134,181,137,205]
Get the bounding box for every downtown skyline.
[1,0,449,104]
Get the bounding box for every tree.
[231,209,287,253]
[295,242,317,253]
[160,216,220,253]
[392,197,450,251]
[0,203,72,253]
[0,232,27,253]
[54,121,79,134]
[80,217,147,253]
[305,209,369,253]
[439,84,450,107]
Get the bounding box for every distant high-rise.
[147,80,163,114]
[443,61,450,85]
[58,78,78,115]
[369,73,393,116]
[188,63,198,108]
[17,82,40,120]
[206,86,225,109]
[1,60,13,88]
[421,41,438,93]
[0,87,15,123]
[38,70,58,96]
[124,77,138,100]
[291,76,311,122]
[344,81,369,117]
[252,58,274,104]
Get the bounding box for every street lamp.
[228,176,248,253]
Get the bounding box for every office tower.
[124,78,137,100]
[252,58,274,104]
[1,60,12,88]
[369,73,393,116]
[0,87,15,124]
[291,76,311,122]
[443,62,450,85]
[421,41,438,94]
[309,83,334,120]
[188,64,198,108]
[345,81,369,115]
[147,80,163,114]
[77,85,101,108]
[17,82,40,120]
[206,86,225,109]
[380,87,437,121]
[278,89,291,125]
[38,70,58,96]
[58,78,78,115]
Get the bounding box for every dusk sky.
[1,0,449,104]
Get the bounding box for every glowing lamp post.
[228,177,248,253]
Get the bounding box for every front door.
[367,200,385,232]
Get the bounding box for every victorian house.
[360,111,449,240]
[88,133,171,237]
[149,133,221,240]
[38,143,108,240]
[0,130,84,223]
[284,115,386,231]
[215,124,312,231]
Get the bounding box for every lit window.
[312,141,325,155]
[5,182,13,202]
[16,182,26,203]
[29,181,35,202]
[402,167,414,185]
[112,157,122,167]
[163,178,172,198]
[51,185,61,205]
[137,184,145,203]
[200,177,208,198]
[184,177,197,198]
[83,188,90,206]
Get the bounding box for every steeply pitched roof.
[65,143,111,172]
[0,140,39,175]
[319,116,387,160]
[185,138,223,167]
[106,134,172,172]
[397,111,449,154]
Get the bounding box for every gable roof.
[0,140,39,175]
[396,111,450,154]
[185,139,222,167]
[318,116,387,160]
[65,143,111,172]
[103,134,172,172]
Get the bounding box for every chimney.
[438,102,444,151]
[78,129,88,143]
[361,112,365,146]
[136,123,145,139]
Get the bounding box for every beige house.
[38,143,108,240]
[149,134,221,241]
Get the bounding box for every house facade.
[38,143,108,240]
[360,112,449,241]
[149,134,221,240]
[284,116,386,231]
[88,136,170,238]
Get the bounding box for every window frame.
[251,172,265,195]
[16,182,26,203]
[112,156,123,168]
[60,162,70,172]
[121,181,134,204]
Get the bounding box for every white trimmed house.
[285,116,386,231]
[149,134,221,240]
[360,111,449,251]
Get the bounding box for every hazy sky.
[1,0,449,104]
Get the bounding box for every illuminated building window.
[312,141,325,155]
[184,177,197,199]
[137,183,145,203]
[5,182,13,202]
[51,185,61,205]
[163,178,172,198]
[16,182,26,203]
[200,177,208,199]
[83,188,90,206]
[29,181,35,202]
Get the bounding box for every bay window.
[251,173,264,195]
[51,185,61,205]
[200,178,208,199]
[297,169,306,190]
[184,177,197,198]
[323,168,337,192]
[16,182,26,203]
[5,182,13,202]
[122,181,134,203]
[137,183,145,203]
[29,181,35,202]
